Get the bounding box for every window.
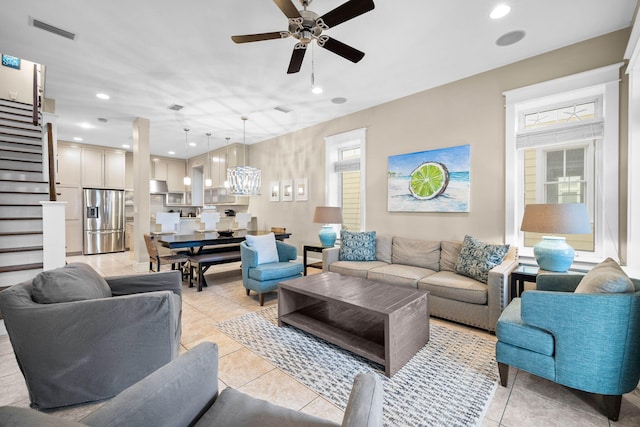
[504,64,623,265]
[325,128,366,235]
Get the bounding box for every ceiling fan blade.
[231,32,289,43]
[287,43,307,74]
[273,0,301,19]
[316,0,375,29]
[317,36,364,63]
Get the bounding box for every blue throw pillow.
[454,235,509,284]
[339,231,377,261]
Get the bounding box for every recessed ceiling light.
[73,137,83,141]
[490,4,511,19]
[189,142,196,147]
[331,97,347,104]
[496,30,526,46]
[96,93,110,100]
[78,122,93,129]
[168,151,175,155]
[312,86,323,95]
[122,144,130,149]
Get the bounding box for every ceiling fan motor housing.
[289,10,322,44]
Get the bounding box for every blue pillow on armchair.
[339,231,377,261]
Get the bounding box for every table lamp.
[313,206,342,247]
[520,203,591,272]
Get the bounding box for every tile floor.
[1,251,639,426]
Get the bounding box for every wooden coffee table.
[278,272,429,377]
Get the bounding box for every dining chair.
[144,234,189,273]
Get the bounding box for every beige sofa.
[322,236,518,332]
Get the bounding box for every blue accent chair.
[240,240,303,306]
[496,273,640,421]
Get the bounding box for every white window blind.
[516,120,604,150]
[333,157,360,172]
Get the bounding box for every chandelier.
[227,116,261,195]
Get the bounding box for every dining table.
[155,230,292,254]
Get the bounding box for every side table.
[509,264,588,301]
[510,265,539,301]
[303,244,333,275]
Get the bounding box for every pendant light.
[223,137,230,189]
[205,133,212,187]
[226,116,261,195]
[183,128,191,186]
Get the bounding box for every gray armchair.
[0,342,383,426]
[0,263,182,410]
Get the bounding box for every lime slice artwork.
[409,161,450,200]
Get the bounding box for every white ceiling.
[1,0,637,158]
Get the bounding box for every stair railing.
[32,64,39,126]
[46,123,56,201]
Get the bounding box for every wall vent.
[30,17,76,40]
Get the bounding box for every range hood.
[149,179,168,194]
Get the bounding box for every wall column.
[40,201,67,270]
[132,117,151,272]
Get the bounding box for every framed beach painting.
[387,144,470,212]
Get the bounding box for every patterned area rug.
[216,306,498,427]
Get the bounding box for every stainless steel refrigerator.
[83,188,125,255]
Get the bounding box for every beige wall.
[248,29,631,253]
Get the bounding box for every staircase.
[0,98,48,288]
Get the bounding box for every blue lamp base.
[318,225,337,247]
[533,236,574,272]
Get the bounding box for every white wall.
[0,56,39,104]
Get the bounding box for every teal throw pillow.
[339,231,377,261]
[454,235,509,284]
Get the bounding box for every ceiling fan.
[231,0,375,74]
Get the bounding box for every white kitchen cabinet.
[167,159,187,192]
[81,147,104,188]
[57,186,83,254]
[151,157,186,192]
[105,150,126,189]
[80,146,125,189]
[56,143,82,186]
